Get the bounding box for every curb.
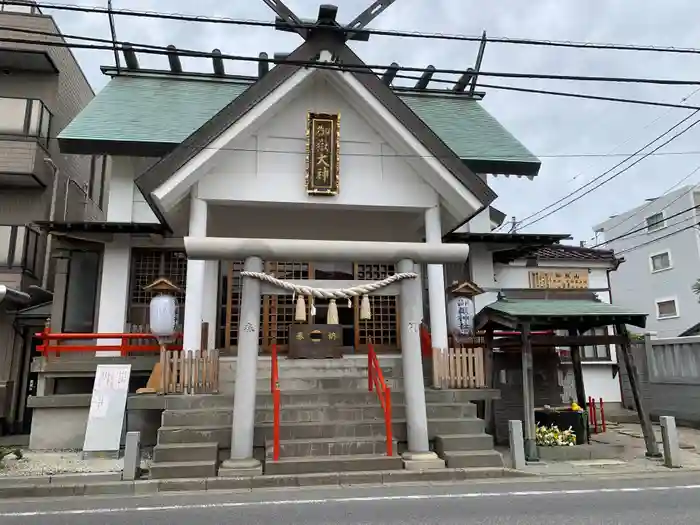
[0,467,531,500]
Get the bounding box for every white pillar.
[398,258,445,470]
[220,256,263,477]
[95,235,131,356]
[202,260,219,350]
[182,197,207,352]
[424,206,449,351]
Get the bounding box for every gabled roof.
[492,244,620,267]
[132,30,498,223]
[476,297,647,331]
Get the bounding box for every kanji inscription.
[528,270,589,289]
[306,112,340,195]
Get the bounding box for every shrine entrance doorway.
[219,260,401,356]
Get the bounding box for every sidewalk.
[510,420,700,477]
[0,421,698,500]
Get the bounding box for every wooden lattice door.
[354,263,400,353]
[222,261,312,355]
[128,249,187,331]
[261,261,312,354]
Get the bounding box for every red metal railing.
[271,343,281,462]
[35,328,182,356]
[588,396,607,434]
[368,339,393,456]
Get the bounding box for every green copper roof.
[478,298,647,329]
[58,74,540,176]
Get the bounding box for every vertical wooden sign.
[306,112,340,196]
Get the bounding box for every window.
[0,98,27,134]
[656,298,679,319]
[650,250,672,273]
[63,251,100,333]
[0,225,40,273]
[646,212,666,232]
[582,327,612,361]
[88,156,107,209]
[557,328,612,362]
[0,1,41,13]
[0,97,51,145]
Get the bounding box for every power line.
[615,220,700,255]
[595,164,700,237]
[518,117,700,230]
[2,31,700,115]
[12,0,700,57]
[591,203,700,248]
[514,111,700,230]
[567,87,700,182]
[3,32,700,88]
[494,87,700,233]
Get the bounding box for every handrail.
[367,339,393,456]
[271,343,281,462]
[34,329,183,355]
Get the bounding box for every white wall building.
[594,184,700,338]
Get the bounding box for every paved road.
[0,473,699,524]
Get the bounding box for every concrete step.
[162,402,478,428]
[255,367,402,379]
[440,450,504,469]
[158,416,486,448]
[254,417,484,444]
[434,434,494,454]
[163,408,232,427]
[429,418,485,436]
[264,454,403,475]
[153,442,219,463]
[256,376,403,392]
[254,402,477,424]
[158,425,230,448]
[267,436,396,458]
[149,460,218,479]
[256,389,492,407]
[163,395,234,411]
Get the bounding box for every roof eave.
[134,35,340,209]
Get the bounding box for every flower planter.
[535,409,587,445]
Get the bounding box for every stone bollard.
[123,431,142,481]
[660,416,682,468]
[508,420,526,470]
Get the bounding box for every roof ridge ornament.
[262,0,399,42]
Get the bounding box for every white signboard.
[83,364,131,456]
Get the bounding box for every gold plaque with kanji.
[306,112,340,195]
[529,270,589,289]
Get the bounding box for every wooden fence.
[432,346,486,389]
[161,349,220,394]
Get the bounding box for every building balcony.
[0,224,42,277]
[0,97,52,188]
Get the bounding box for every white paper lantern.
[447,296,475,336]
[149,294,178,338]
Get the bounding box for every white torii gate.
[184,236,469,475]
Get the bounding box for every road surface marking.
[1,483,699,517]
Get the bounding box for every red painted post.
[591,398,599,434]
[385,385,393,456]
[599,398,606,432]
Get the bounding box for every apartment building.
[594,184,700,337]
[0,0,98,434]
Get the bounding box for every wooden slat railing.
[432,346,486,389]
[161,349,220,394]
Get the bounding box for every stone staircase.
[149,357,502,479]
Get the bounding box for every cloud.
[44,0,700,244]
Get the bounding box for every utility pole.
[509,216,517,233]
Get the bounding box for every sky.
[41,0,700,244]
